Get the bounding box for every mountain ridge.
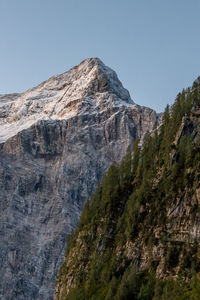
[0,58,134,143]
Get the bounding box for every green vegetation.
[56,78,200,299]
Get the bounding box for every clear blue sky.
[1,0,200,112]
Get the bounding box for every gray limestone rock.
[0,58,159,300]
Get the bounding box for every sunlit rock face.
[0,58,159,300]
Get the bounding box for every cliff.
[0,58,159,300]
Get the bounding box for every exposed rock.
[0,58,159,300]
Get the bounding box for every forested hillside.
[55,78,200,300]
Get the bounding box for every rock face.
[0,58,159,300]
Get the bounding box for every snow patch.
[0,58,135,143]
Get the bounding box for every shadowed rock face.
[0,58,159,300]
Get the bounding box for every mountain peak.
[63,57,133,103]
[0,58,134,143]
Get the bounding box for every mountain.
[0,58,159,300]
[54,78,200,300]
[0,58,135,143]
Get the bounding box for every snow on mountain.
[0,58,134,143]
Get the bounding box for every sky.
[0,0,200,112]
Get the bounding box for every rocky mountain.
[0,58,159,300]
[54,78,200,300]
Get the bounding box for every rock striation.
[0,58,159,300]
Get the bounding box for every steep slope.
[54,78,200,300]
[0,58,159,300]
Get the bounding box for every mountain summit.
[0,58,133,143]
[0,59,158,300]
